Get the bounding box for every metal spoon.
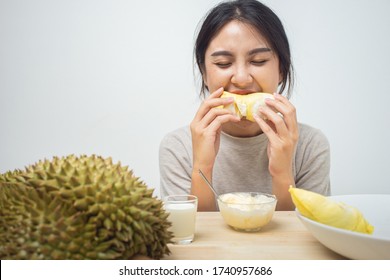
[198,169,219,197]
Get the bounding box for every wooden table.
[164,211,345,260]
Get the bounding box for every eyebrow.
[210,47,272,57]
[248,47,272,56]
[210,50,233,57]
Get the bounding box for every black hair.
[195,0,294,98]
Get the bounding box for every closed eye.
[215,62,232,68]
[251,60,267,66]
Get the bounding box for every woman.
[159,0,330,211]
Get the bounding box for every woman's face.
[203,20,281,136]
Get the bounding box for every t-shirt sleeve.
[159,129,193,198]
[294,127,331,196]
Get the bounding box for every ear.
[278,70,283,84]
[202,72,208,88]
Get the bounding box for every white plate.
[296,194,390,259]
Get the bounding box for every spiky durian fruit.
[0,155,172,260]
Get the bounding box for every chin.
[237,118,256,127]
[224,119,262,137]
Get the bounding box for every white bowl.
[296,194,390,259]
[217,192,277,232]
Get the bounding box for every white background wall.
[1,0,389,197]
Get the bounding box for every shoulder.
[298,123,329,148]
[160,126,191,147]
[294,123,331,195]
[295,123,330,161]
[159,126,192,158]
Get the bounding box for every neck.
[222,121,263,138]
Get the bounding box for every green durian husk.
[0,154,172,260]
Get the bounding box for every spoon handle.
[198,169,219,197]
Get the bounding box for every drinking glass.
[164,195,198,244]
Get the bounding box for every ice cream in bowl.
[217,192,277,232]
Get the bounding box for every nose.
[231,64,253,89]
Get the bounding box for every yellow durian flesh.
[220,91,274,122]
[289,187,374,234]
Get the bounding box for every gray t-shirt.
[159,123,330,197]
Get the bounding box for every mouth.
[228,90,258,95]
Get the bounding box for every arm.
[159,129,193,198]
[294,127,331,196]
[190,87,240,211]
[254,93,299,210]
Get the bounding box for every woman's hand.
[254,93,299,210]
[190,87,240,171]
[190,87,240,211]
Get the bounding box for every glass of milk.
[164,195,198,244]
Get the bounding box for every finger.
[193,88,234,122]
[194,97,235,123]
[199,107,240,129]
[205,113,241,134]
[253,113,280,143]
[265,93,298,132]
[207,87,225,99]
[258,105,289,136]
